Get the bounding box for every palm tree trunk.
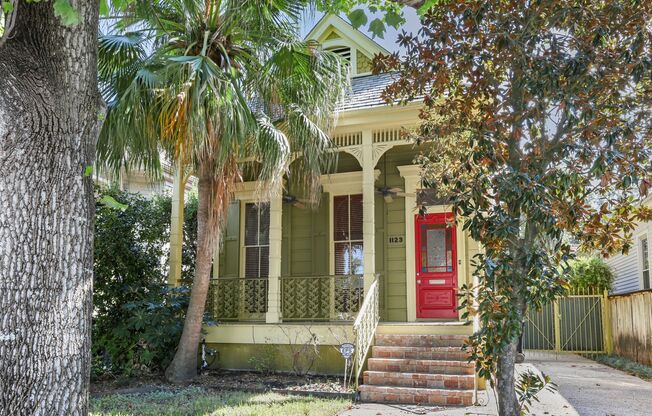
[165,167,218,383]
[0,1,101,413]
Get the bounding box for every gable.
[306,14,389,77]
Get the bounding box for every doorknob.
[417,280,421,284]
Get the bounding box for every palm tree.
[98,0,347,383]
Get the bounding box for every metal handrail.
[352,277,380,387]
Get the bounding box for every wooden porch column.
[398,165,420,322]
[266,190,283,323]
[362,130,376,293]
[168,163,186,287]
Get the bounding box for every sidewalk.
[527,351,652,416]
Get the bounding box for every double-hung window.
[243,202,269,313]
[333,194,363,275]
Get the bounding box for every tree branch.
[391,0,424,8]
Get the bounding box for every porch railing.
[207,274,363,322]
[352,277,380,387]
[206,277,268,322]
[281,275,364,321]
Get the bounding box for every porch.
[201,130,478,382]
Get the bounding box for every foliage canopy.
[375,1,652,413]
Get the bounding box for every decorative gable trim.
[306,14,389,76]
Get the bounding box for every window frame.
[333,194,364,276]
[321,170,379,276]
[640,233,650,290]
[242,201,270,279]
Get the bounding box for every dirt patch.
[92,370,354,398]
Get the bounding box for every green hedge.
[567,257,613,292]
[93,187,199,377]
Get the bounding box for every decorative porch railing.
[352,277,380,387]
[206,275,363,322]
[281,275,364,321]
[206,277,269,322]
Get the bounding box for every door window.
[420,223,453,273]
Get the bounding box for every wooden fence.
[609,289,652,365]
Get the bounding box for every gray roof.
[337,72,399,112]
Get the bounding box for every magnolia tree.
[374,1,652,415]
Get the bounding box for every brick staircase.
[359,334,475,406]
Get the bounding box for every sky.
[300,7,423,54]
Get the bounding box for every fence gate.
[523,288,613,353]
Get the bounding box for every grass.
[90,387,351,416]
[591,354,652,381]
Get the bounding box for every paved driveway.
[527,351,652,416]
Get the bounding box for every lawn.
[90,387,351,416]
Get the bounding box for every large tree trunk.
[165,168,218,383]
[0,1,101,414]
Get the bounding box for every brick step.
[359,384,473,406]
[367,358,474,375]
[375,334,467,348]
[363,371,474,390]
[372,345,469,361]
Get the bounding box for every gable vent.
[328,46,352,63]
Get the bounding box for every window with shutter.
[333,194,363,275]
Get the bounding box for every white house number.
[388,235,405,246]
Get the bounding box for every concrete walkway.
[527,351,652,416]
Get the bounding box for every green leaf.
[99,195,128,211]
[53,0,80,26]
[83,165,93,177]
[368,18,386,39]
[99,0,109,17]
[384,10,404,29]
[2,1,13,14]
[347,9,367,29]
[418,0,443,16]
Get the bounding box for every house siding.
[606,219,652,294]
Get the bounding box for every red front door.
[415,213,458,319]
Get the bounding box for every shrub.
[93,187,200,377]
[568,257,613,292]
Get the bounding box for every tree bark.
[0,1,101,414]
[496,336,520,416]
[165,167,217,383]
